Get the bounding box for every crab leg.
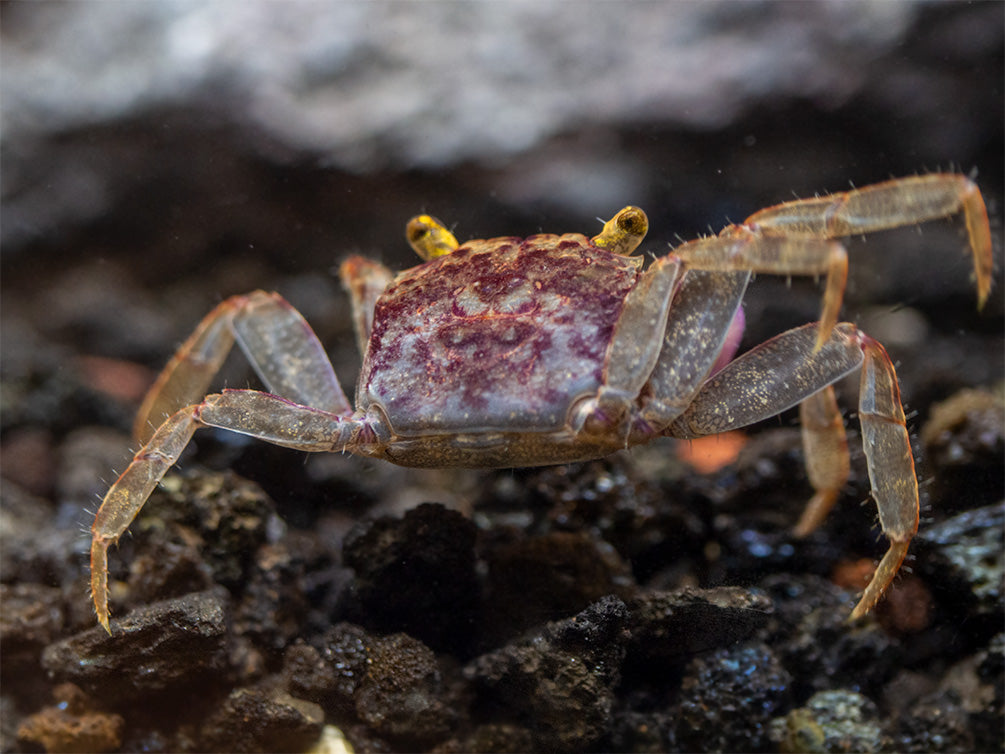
[340,256,395,355]
[668,323,865,438]
[134,291,351,444]
[593,256,681,424]
[92,389,376,633]
[852,336,918,619]
[640,270,751,429]
[793,385,850,538]
[673,232,848,350]
[742,173,993,307]
[668,322,919,617]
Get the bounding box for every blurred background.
[1,0,1002,530]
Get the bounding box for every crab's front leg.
[668,323,918,618]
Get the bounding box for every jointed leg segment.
[92,390,373,633]
[134,291,352,444]
[665,322,919,618]
[743,173,993,306]
[672,173,993,353]
[794,386,849,538]
[93,290,366,633]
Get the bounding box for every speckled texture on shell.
[360,233,640,436]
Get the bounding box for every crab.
[90,173,992,634]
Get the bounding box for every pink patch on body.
[709,306,745,375]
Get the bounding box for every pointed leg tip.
[791,521,813,540]
[848,596,873,622]
[847,539,911,622]
[977,288,989,311]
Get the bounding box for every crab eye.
[591,206,648,255]
[406,214,460,261]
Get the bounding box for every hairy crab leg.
[743,173,993,307]
[673,232,848,350]
[667,323,865,439]
[851,336,918,619]
[92,389,376,633]
[133,299,236,444]
[340,256,395,355]
[134,291,351,444]
[794,386,850,538]
[667,323,918,617]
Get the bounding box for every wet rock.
[284,623,460,748]
[0,481,77,592]
[695,428,864,593]
[605,707,678,754]
[434,723,535,754]
[893,693,975,753]
[778,601,901,698]
[342,502,478,653]
[354,632,454,747]
[974,633,1005,751]
[464,596,629,752]
[0,583,64,676]
[675,642,792,753]
[481,529,634,644]
[16,683,124,754]
[625,586,772,668]
[103,470,286,639]
[770,689,884,753]
[41,589,230,705]
[486,458,707,589]
[758,573,856,631]
[890,645,1004,753]
[761,573,903,698]
[915,501,1004,617]
[125,540,216,613]
[232,541,310,652]
[200,687,324,753]
[137,471,277,592]
[283,623,370,717]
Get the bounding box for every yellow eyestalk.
[406,214,460,261]
[591,206,648,255]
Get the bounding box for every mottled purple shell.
[360,233,641,435]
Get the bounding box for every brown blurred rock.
[16,683,124,754]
